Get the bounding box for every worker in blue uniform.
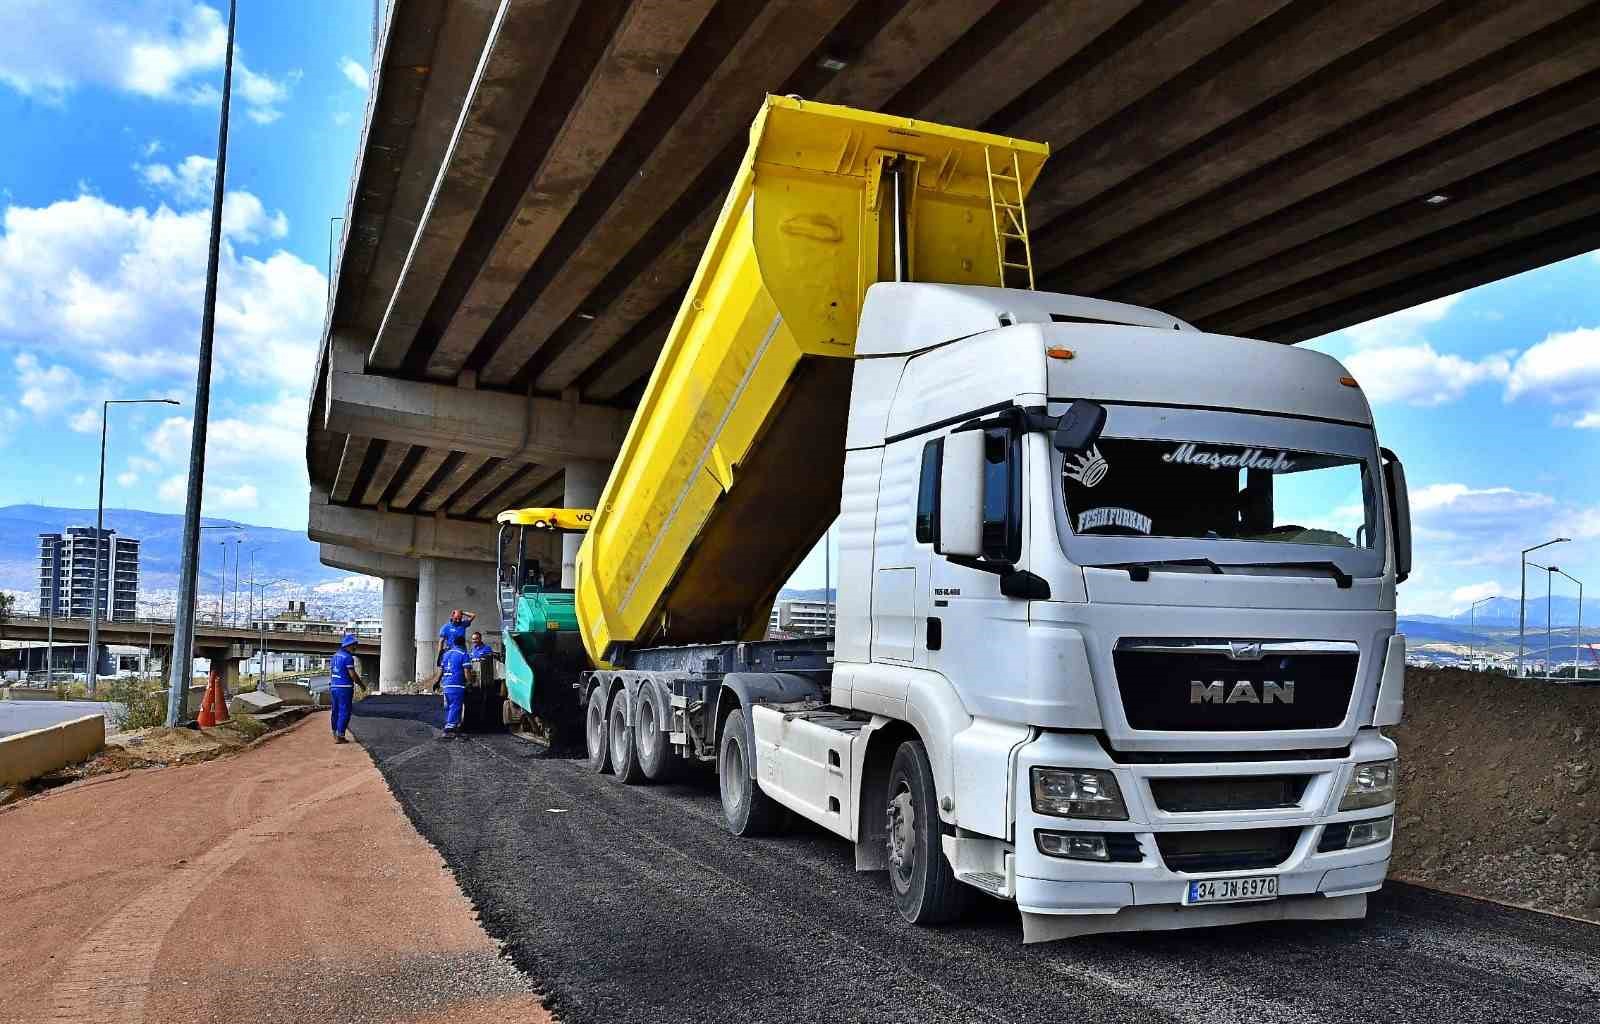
[468,631,495,662]
[439,642,470,739]
[436,608,476,661]
[328,632,366,744]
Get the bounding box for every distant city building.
[37,527,139,621]
[249,600,345,636]
[767,599,835,638]
[350,617,383,638]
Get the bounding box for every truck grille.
[1148,775,1310,813]
[1113,639,1359,732]
[1155,827,1301,873]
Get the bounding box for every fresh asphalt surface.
[351,696,1600,1024]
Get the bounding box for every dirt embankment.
[1391,668,1600,921]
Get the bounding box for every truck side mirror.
[1052,399,1107,452]
[1382,449,1411,584]
[937,429,985,557]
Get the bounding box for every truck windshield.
[1049,405,1385,579]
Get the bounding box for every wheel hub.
[886,788,916,874]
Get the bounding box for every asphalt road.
[0,699,115,738]
[352,696,1600,1024]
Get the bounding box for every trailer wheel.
[719,708,784,836]
[608,687,644,783]
[634,688,675,780]
[585,685,611,774]
[886,740,969,925]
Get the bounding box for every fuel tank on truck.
[573,95,1049,666]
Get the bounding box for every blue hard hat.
[340,632,358,648]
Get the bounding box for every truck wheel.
[719,708,784,836]
[608,688,644,784]
[886,740,969,925]
[585,685,611,774]
[635,687,675,781]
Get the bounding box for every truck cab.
[806,281,1410,940]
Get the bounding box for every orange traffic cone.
[197,669,218,727]
[213,673,230,723]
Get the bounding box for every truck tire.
[634,686,675,781]
[608,687,644,784]
[886,740,969,925]
[585,684,611,774]
[719,708,784,836]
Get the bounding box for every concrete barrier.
[267,681,314,706]
[0,714,105,786]
[1,687,69,702]
[231,692,285,716]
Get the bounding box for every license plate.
[1183,875,1279,905]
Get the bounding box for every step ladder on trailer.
[984,146,1037,290]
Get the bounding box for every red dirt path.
[0,717,552,1024]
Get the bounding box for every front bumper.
[1008,728,1395,933]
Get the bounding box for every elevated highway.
[307,0,1600,688]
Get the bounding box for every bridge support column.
[381,576,417,693]
[414,556,496,683]
[562,459,609,588]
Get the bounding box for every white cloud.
[144,395,307,516]
[332,111,354,127]
[1503,327,1600,431]
[1343,344,1510,406]
[0,2,297,123]
[1340,293,1463,349]
[68,408,100,433]
[116,470,138,487]
[214,482,258,509]
[1449,581,1503,607]
[137,154,216,203]
[0,192,321,392]
[338,56,368,92]
[15,352,82,413]
[142,138,163,158]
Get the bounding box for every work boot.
[334,734,348,744]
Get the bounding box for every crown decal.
[1064,445,1109,488]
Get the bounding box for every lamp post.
[88,397,181,696]
[1468,596,1496,671]
[250,578,291,683]
[1551,568,1583,680]
[1519,537,1569,677]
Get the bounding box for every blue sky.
[1,2,1596,617]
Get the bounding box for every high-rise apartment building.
[36,527,140,621]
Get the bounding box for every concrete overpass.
[308,0,1600,689]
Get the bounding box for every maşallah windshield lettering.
[1061,438,1374,549]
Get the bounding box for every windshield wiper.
[1094,558,1224,582]
[1091,558,1353,589]
[1219,560,1353,589]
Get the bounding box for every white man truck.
[555,96,1411,942]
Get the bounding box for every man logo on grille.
[1190,680,1295,704]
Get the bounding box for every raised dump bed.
[574,95,1047,665]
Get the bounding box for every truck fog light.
[1346,817,1393,848]
[1339,759,1397,810]
[1036,830,1109,861]
[1031,767,1128,820]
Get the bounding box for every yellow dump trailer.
[574,95,1048,666]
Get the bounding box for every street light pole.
[1468,596,1495,670]
[1519,537,1569,677]
[165,0,237,728]
[89,397,180,696]
[1553,569,1584,680]
[1547,566,1555,679]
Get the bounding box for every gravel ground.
[353,695,1600,1024]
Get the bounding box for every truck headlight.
[1340,759,1397,810]
[1031,767,1128,820]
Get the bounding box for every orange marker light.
[1047,346,1075,360]
[1339,376,1360,388]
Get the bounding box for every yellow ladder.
[984,146,1036,290]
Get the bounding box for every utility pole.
[1468,596,1495,671]
[1553,569,1583,680]
[166,0,236,727]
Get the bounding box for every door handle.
[926,616,942,652]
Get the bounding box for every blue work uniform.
[469,641,495,661]
[440,646,470,733]
[329,637,358,739]
[438,616,473,652]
